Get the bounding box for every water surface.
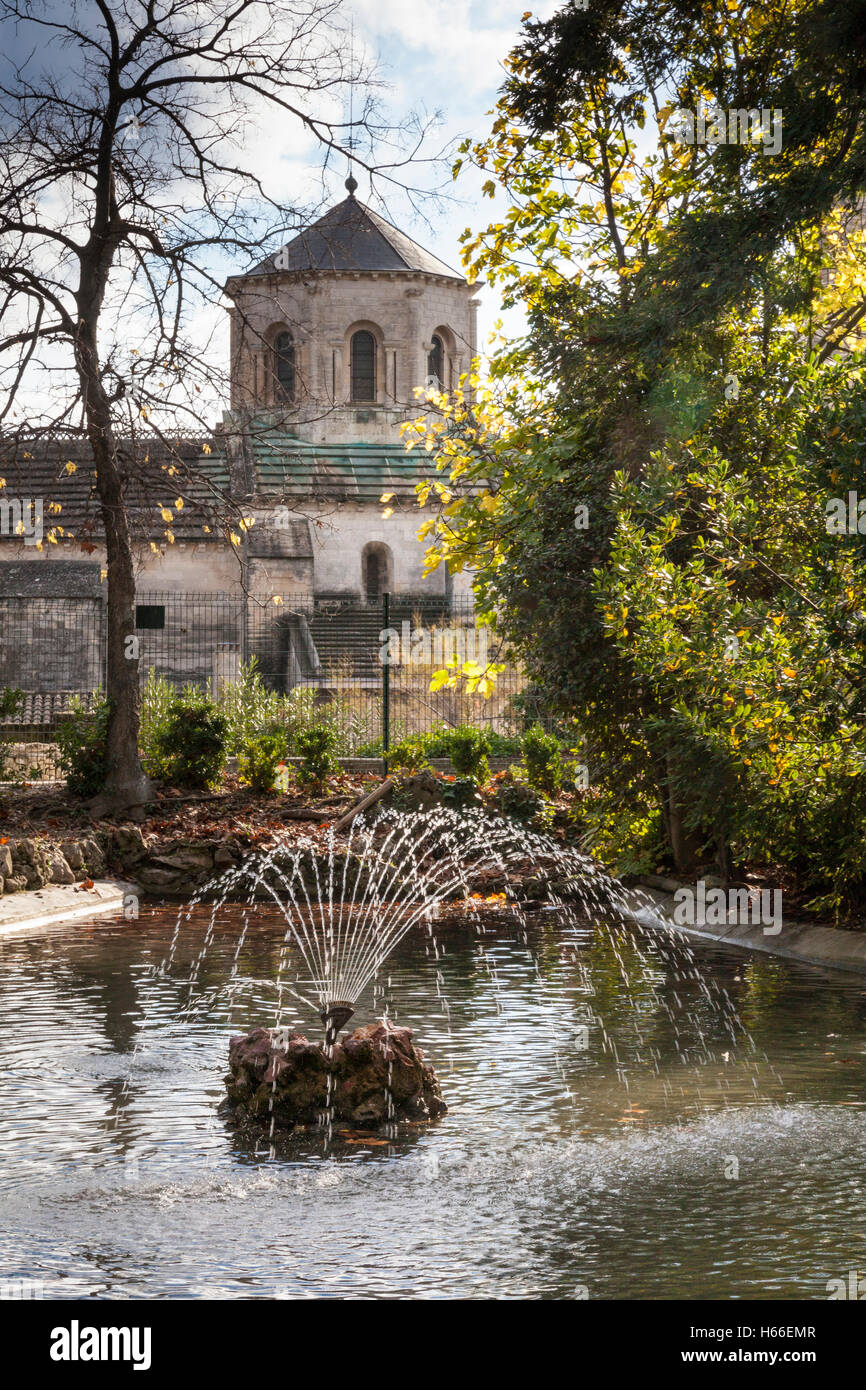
[1,904,865,1299]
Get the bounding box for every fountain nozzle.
[321,1001,355,1046]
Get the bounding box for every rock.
[213,845,238,870]
[61,841,84,870]
[224,1021,447,1130]
[134,865,187,893]
[393,770,444,812]
[80,836,106,877]
[0,845,11,878]
[111,825,148,863]
[47,853,75,885]
[11,838,50,889]
[151,841,214,874]
[3,875,28,893]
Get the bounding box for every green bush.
[447,726,491,782]
[521,724,563,797]
[56,695,110,798]
[441,775,484,810]
[150,691,227,789]
[295,723,340,788]
[140,668,177,777]
[387,723,514,776]
[494,772,553,828]
[237,731,287,794]
[0,687,23,782]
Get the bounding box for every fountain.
[163,803,628,1134]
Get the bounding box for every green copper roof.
[244,434,438,503]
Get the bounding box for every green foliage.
[56,695,110,798]
[441,776,484,810]
[237,732,287,795]
[405,4,866,907]
[295,724,340,788]
[520,724,563,796]
[219,659,287,754]
[387,724,518,776]
[150,691,227,789]
[140,668,177,777]
[0,687,23,781]
[493,772,552,828]
[446,726,491,782]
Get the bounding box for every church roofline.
[224,194,468,287]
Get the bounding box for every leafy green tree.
[409,0,866,898]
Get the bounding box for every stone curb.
[0,879,139,935]
[620,883,866,976]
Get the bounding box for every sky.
[252,0,560,347]
[0,0,560,427]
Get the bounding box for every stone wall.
[228,269,478,445]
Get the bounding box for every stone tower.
[225,181,479,445]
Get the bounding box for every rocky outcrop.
[224,1021,447,1130]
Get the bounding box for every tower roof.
[246,194,466,281]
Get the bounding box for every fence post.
[381,590,390,778]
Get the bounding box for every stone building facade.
[0,187,481,706]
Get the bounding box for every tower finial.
[345,16,357,198]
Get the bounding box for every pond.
[1,903,865,1300]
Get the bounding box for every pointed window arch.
[275,330,295,401]
[351,330,376,402]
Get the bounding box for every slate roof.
[0,429,442,553]
[0,435,230,543]
[242,195,465,281]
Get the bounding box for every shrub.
[387,723,512,776]
[521,724,563,797]
[0,687,23,781]
[56,695,110,798]
[219,659,284,754]
[494,772,553,828]
[237,731,287,794]
[150,691,227,789]
[441,775,484,810]
[447,726,491,782]
[295,723,340,788]
[140,668,177,776]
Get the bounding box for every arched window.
[362,543,390,601]
[427,334,444,388]
[275,331,295,401]
[351,330,376,402]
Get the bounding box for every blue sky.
[260,0,559,347]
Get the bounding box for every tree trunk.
[665,749,700,876]
[75,322,152,813]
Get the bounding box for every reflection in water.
[1,904,865,1299]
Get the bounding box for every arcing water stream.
[1,807,865,1298]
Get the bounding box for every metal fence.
[0,590,532,776]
